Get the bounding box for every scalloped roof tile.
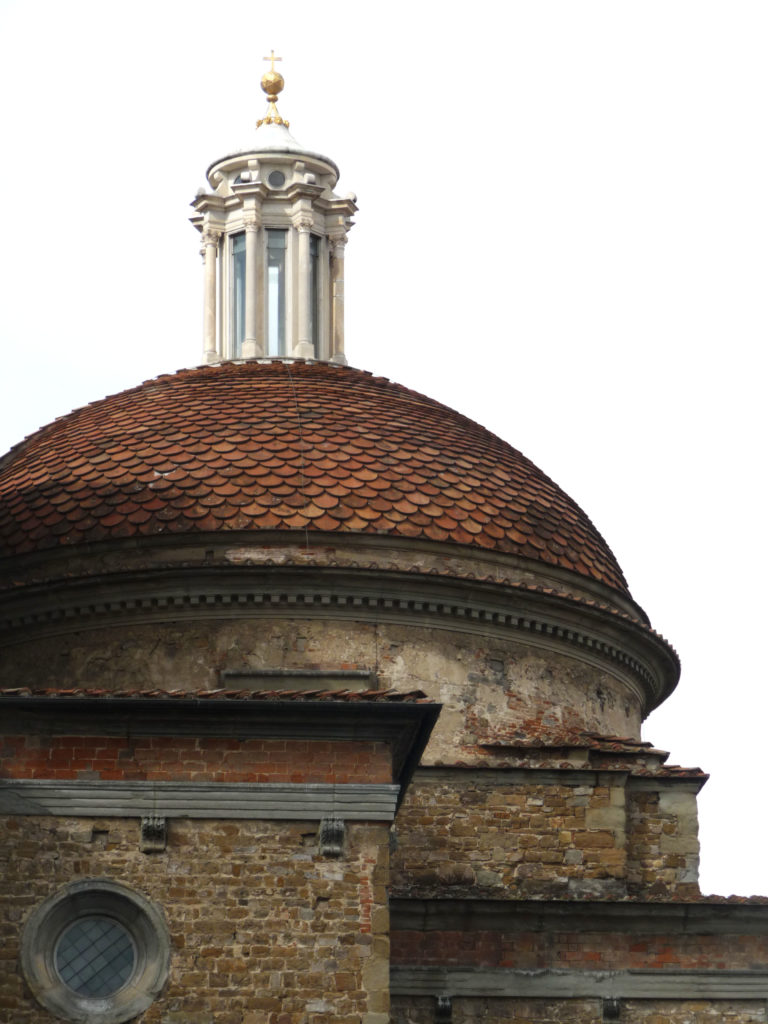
[0,360,629,594]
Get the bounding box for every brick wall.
[391,927,768,971]
[0,734,391,784]
[1,814,391,1024]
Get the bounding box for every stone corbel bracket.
[140,816,167,853]
[318,816,345,857]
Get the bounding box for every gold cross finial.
[258,50,289,129]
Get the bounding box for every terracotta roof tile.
[0,686,432,704]
[0,361,628,594]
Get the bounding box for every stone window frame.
[20,878,170,1024]
[219,667,378,691]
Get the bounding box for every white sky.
[1,0,766,897]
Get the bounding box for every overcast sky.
[1,0,766,896]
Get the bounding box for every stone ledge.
[0,779,400,820]
[411,766,705,791]
[390,966,768,999]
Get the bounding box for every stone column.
[255,220,265,358]
[293,214,314,359]
[202,228,220,363]
[242,214,262,358]
[329,232,347,365]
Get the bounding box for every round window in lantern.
[20,879,169,1024]
[267,169,286,188]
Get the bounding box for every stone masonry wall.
[391,996,767,1024]
[1,814,391,1024]
[627,787,700,898]
[391,775,628,900]
[392,772,701,900]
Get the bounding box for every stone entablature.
[0,537,679,749]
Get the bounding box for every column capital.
[329,231,348,256]
[201,227,221,247]
[243,213,261,232]
[292,213,314,233]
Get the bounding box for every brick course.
[391,928,768,971]
[0,734,391,784]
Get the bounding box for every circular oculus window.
[21,880,169,1024]
[55,915,136,997]
[267,169,286,188]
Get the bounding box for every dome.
[0,360,629,596]
[205,121,341,185]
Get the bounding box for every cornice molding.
[0,530,647,621]
[1,695,439,800]
[0,563,678,710]
[409,767,705,792]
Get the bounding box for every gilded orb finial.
[257,50,290,129]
